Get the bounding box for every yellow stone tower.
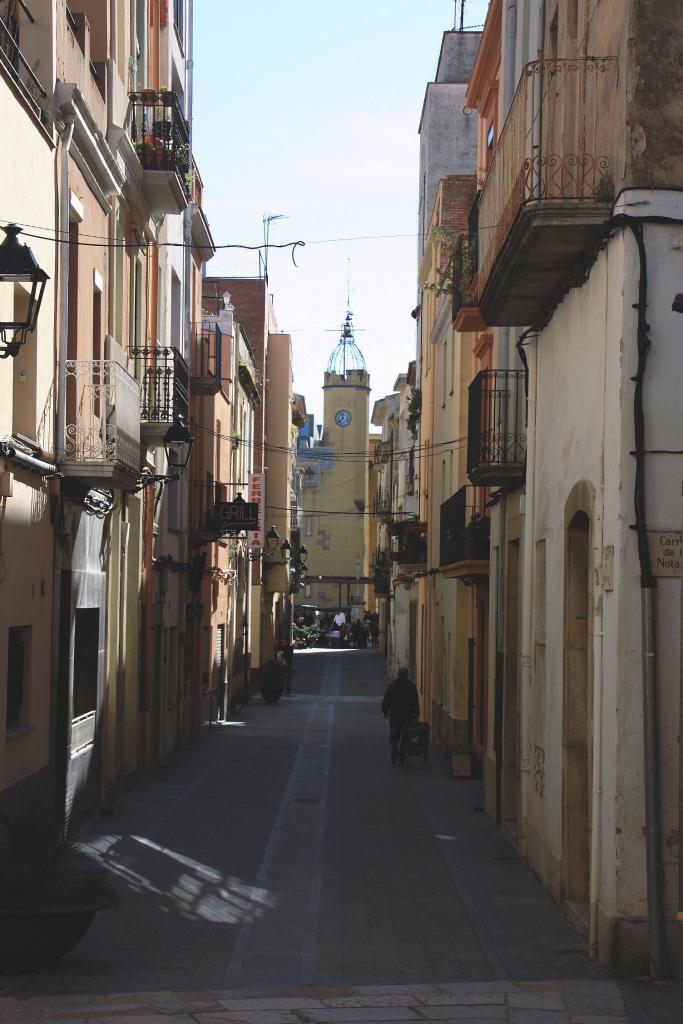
[297,311,370,616]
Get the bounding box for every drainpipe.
[588,274,610,957]
[589,575,604,956]
[56,114,75,463]
[493,328,509,826]
[516,328,536,859]
[504,0,518,111]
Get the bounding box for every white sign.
[647,530,682,577]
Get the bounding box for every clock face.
[335,409,352,427]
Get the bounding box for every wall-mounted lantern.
[0,224,49,359]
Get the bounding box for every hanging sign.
[215,497,259,532]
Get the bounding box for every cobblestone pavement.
[0,650,677,1023]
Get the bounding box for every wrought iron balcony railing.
[477,58,617,318]
[390,520,427,567]
[374,488,392,518]
[128,89,190,200]
[373,439,392,465]
[190,322,225,395]
[0,15,47,118]
[62,359,141,488]
[440,487,490,568]
[467,369,526,488]
[130,345,189,441]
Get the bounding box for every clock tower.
[297,310,371,617]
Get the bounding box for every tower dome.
[326,311,367,376]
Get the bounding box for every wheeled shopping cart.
[399,722,430,766]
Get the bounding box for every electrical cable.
[190,421,467,460]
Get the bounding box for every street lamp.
[0,224,49,359]
[280,538,292,562]
[163,416,193,476]
[265,525,280,556]
[134,418,194,490]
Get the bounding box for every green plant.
[293,623,320,647]
[407,387,421,441]
[0,786,120,912]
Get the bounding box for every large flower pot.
[260,685,284,704]
[0,906,99,971]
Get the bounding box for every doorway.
[563,511,592,928]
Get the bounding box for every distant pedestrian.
[370,620,379,648]
[381,667,420,765]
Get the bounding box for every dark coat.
[382,677,419,722]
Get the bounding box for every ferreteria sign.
[215,494,259,533]
[647,530,682,577]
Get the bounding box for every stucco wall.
[523,206,682,969]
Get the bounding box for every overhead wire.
[191,422,467,461]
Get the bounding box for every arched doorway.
[563,510,592,927]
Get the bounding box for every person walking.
[381,667,420,765]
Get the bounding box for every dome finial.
[326,306,366,375]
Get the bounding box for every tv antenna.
[261,212,288,284]
[454,0,465,31]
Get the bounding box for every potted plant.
[461,512,490,561]
[259,657,288,704]
[0,784,120,971]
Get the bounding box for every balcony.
[62,359,141,490]
[131,346,189,447]
[374,488,392,519]
[0,14,48,122]
[190,323,227,396]
[467,369,526,488]
[128,90,190,214]
[390,520,427,568]
[440,487,490,583]
[372,549,391,596]
[373,439,392,465]
[477,58,618,327]
[190,167,215,257]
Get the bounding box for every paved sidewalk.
[0,649,677,1023]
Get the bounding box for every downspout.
[625,218,667,979]
[516,327,537,859]
[56,115,75,463]
[588,263,610,956]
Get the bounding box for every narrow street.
[1,651,675,1023]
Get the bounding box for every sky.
[192,0,491,426]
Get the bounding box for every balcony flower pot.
[0,785,120,972]
[160,89,175,107]
[259,658,288,704]
[139,88,158,105]
[461,512,490,562]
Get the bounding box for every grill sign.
[215,498,259,533]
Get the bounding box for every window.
[173,0,184,47]
[12,285,37,441]
[487,123,495,151]
[73,609,99,720]
[171,271,182,353]
[92,288,102,418]
[6,626,30,732]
